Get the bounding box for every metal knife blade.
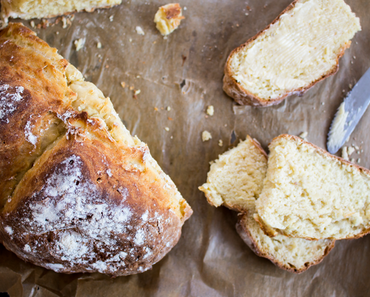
[327,68,370,154]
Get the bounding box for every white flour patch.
[4,226,13,235]
[134,229,146,246]
[141,210,149,222]
[0,84,24,122]
[24,244,31,252]
[25,119,37,146]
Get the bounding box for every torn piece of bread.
[154,3,184,36]
[1,0,121,25]
[199,136,334,273]
[256,135,370,240]
[0,23,192,276]
[199,136,268,212]
[223,0,361,107]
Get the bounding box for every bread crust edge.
[236,213,336,273]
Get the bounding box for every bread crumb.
[202,131,212,142]
[164,127,170,131]
[62,17,68,29]
[74,38,85,51]
[97,42,102,49]
[358,158,361,163]
[299,131,308,140]
[134,90,141,95]
[167,106,171,111]
[109,15,114,22]
[342,147,349,161]
[347,146,355,156]
[154,3,185,36]
[120,82,126,88]
[206,105,214,116]
[136,26,145,35]
[30,20,35,28]
[129,86,134,90]
[218,140,223,147]
[350,158,355,163]
[154,107,159,111]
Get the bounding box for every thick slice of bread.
[199,136,268,212]
[223,0,361,107]
[1,0,121,25]
[0,23,192,276]
[256,135,370,240]
[199,136,334,273]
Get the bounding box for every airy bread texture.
[0,23,192,276]
[256,135,370,240]
[199,136,268,212]
[223,0,361,107]
[199,136,334,273]
[1,0,121,24]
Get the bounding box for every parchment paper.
[1,0,370,296]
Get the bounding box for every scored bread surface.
[223,0,361,107]
[256,135,370,240]
[1,0,122,25]
[199,136,334,273]
[0,23,192,276]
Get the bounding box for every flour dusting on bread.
[0,84,24,121]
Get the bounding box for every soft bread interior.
[1,0,121,22]
[200,136,334,272]
[256,135,370,239]
[199,136,267,211]
[237,212,333,273]
[229,0,360,101]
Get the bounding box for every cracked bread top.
[0,23,192,276]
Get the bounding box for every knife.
[327,68,370,154]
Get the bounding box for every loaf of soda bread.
[0,23,192,276]
[223,0,361,107]
[199,136,334,272]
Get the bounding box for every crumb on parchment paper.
[206,105,214,116]
[74,38,85,51]
[154,3,185,36]
[202,131,212,142]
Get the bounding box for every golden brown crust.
[0,23,192,276]
[256,134,370,240]
[161,3,184,21]
[236,213,336,273]
[223,0,350,107]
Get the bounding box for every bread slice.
[223,0,361,107]
[0,23,192,276]
[199,136,335,273]
[199,136,268,212]
[256,135,370,240]
[1,0,121,25]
